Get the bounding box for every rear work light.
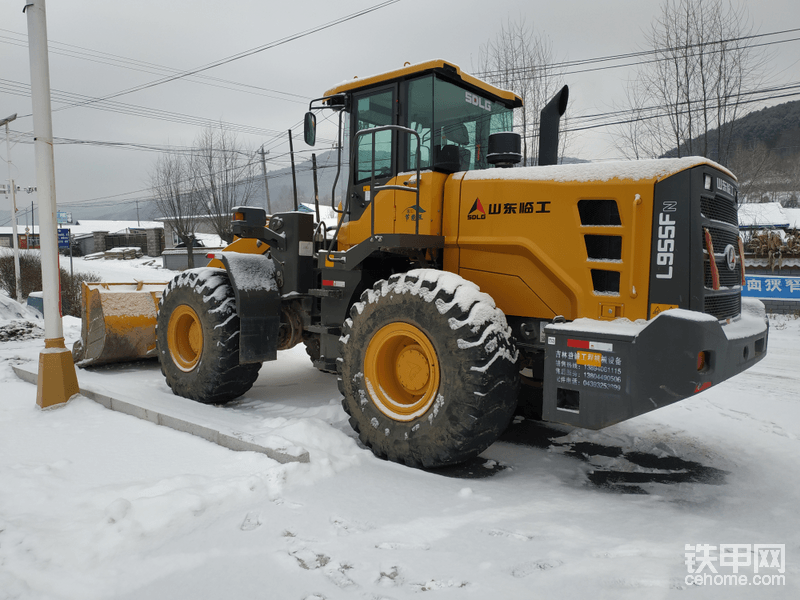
[697,350,710,372]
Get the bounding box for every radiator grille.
[699,182,741,320]
[701,195,738,225]
[704,294,741,320]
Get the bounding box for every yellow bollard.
[36,337,80,409]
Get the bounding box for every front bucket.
[73,281,168,367]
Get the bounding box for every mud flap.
[542,300,769,429]
[221,252,281,364]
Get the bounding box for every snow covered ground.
[1,257,798,599]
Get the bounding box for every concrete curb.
[12,363,309,464]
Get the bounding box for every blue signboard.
[742,274,800,301]
[57,228,70,249]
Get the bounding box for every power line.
[13,0,401,118]
[0,78,288,139]
[474,27,800,80]
[0,29,310,105]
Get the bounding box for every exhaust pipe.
[538,85,569,166]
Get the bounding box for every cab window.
[354,89,394,183]
[404,75,513,172]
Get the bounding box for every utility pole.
[288,129,298,211]
[1,113,23,304]
[135,199,140,226]
[259,145,271,214]
[25,0,79,409]
[312,153,320,222]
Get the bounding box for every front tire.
[157,268,261,404]
[339,269,519,468]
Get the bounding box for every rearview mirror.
[304,112,316,146]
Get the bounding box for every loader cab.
[305,60,522,225]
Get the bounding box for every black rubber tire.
[157,267,261,404]
[338,269,520,468]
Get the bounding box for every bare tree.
[151,151,200,269]
[728,141,800,205]
[476,18,567,165]
[728,141,774,202]
[614,0,766,164]
[190,125,257,244]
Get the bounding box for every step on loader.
[78,60,769,469]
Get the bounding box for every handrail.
[629,194,642,299]
[354,125,422,237]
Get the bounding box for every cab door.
[348,85,397,227]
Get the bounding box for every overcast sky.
[1,0,798,220]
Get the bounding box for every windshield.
[407,75,513,172]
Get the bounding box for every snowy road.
[0,261,797,599]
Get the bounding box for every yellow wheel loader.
[80,60,769,468]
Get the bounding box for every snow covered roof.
[464,157,734,184]
[0,219,162,237]
[783,207,800,229]
[67,220,163,235]
[737,202,790,229]
[0,225,40,235]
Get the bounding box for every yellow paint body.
[335,167,711,323]
[73,281,168,367]
[338,172,447,249]
[206,236,267,269]
[324,59,521,105]
[37,337,80,408]
[364,322,440,421]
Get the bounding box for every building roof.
[737,202,791,229]
[783,207,800,229]
[0,219,162,237]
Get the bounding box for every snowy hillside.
[0,257,797,599]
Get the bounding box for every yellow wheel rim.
[168,304,203,372]
[364,322,440,421]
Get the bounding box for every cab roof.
[323,59,523,109]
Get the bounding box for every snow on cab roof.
[464,157,734,184]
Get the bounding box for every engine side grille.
[701,195,738,225]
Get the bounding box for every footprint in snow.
[483,528,534,542]
[330,516,374,535]
[290,548,330,570]
[322,562,357,589]
[377,565,403,587]
[510,559,563,578]
[375,541,431,551]
[240,511,261,531]
[410,579,470,592]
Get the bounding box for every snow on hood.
[464,156,734,184]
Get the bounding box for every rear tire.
[339,269,519,468]
[157,268,261,404]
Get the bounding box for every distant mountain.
[663,100,800,161]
